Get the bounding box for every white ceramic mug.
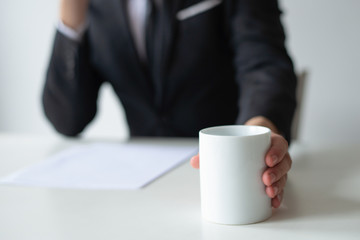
[199,125,272,225]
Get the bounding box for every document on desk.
[0,143,197,190]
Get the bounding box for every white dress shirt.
[126,0,148,61]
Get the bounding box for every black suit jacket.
[43,0,297,141]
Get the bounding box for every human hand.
[261,132,291,208]
[60,0,89,30]
[190,132,292,209]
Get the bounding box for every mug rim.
[199,125,271,137]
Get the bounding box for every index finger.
[265,133,289,167]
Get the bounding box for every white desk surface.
[0,133,359,240]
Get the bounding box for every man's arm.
[227,0,295,208]
[227,0,297,142]
[190,0,296,208]
[42,0,103,136]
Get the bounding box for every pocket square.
[177,0,223,21]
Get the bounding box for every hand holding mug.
[191,115,292,212]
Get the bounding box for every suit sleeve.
[42,30,103,136]
[227,0,297,142]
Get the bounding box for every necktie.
[145,0,159,67]
[146,0,164,108]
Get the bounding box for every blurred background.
[0,0,359,143]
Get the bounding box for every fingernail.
[277,194,282,202]
[273,186,279,196]
[272,155,279,165]
[270,173,276,184]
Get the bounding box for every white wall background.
[0,0,359,143]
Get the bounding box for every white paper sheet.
[0,143,197,190]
